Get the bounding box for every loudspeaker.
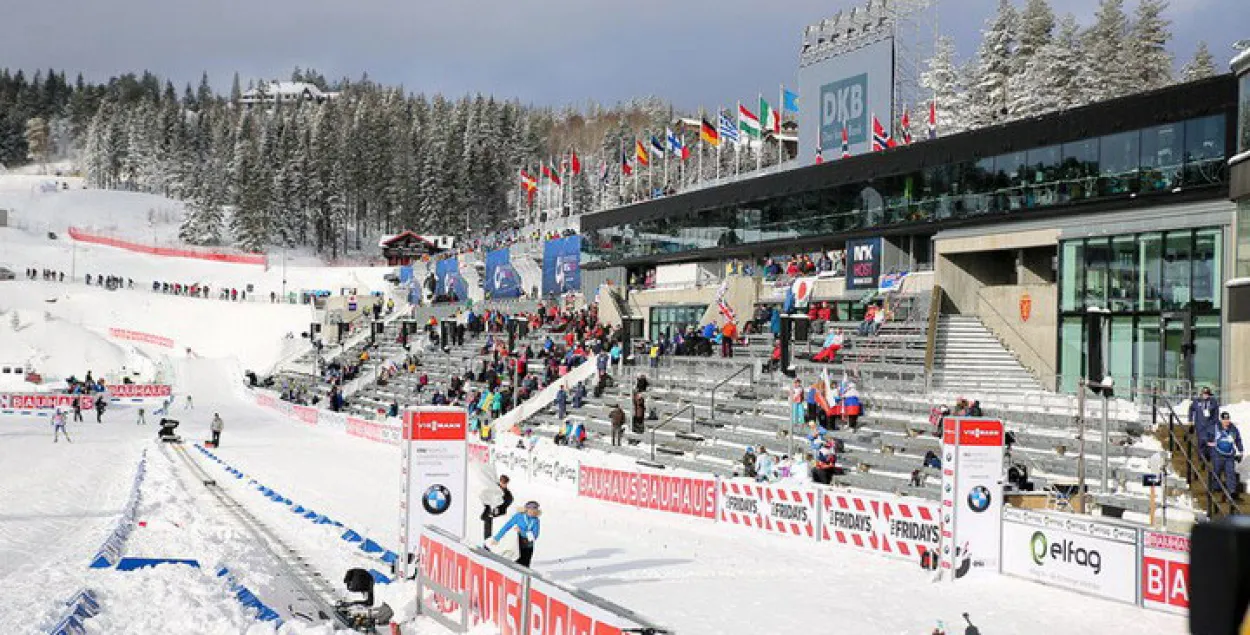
[1191,517,1250,635]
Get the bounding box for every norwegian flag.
[900,108,913,145]
[840,125,850,159]
[871,114,896,152]
[928,99,937,140]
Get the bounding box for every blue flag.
[783,89,800,113]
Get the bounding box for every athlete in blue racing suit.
[492,501,542,568]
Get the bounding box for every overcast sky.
[0,0,1242,110]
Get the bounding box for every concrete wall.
[936,229,1059,314]
[1227,322,1250,402]
[978,284,1058,390]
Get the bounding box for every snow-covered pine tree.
[1082,0,1132,103]
[1008,0,1055,117]
[920,35,968,135]
[1127,0,1173,92]
[1029,14,1086,116]
[1180,42,1218,82]
[969,0,1018,128]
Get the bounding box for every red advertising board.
[0,394,94,411]
[403,408,468,441]
[419,533,526,634]
[1142,530,1190,615]
[108,384,172,399]
[577,465,716,520]
[292,405,319,425]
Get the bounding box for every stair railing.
[649,402,695,463]
[1152,389,1239,519]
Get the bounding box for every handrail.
[708,364,753,425]
[650,402,695,463]
[922,284,942,393]
[1152,389,1239,519]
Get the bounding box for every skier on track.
[185,394,194,410]
[71,398,83,422]
[488,501,541,568]
[52,409,71,443]
[136,407,146,425]
[94,395,107,423]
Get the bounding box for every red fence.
[108,328,175,349]
[578,465,717,520]
[68,227,266,266]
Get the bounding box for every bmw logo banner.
[939,418,1005,581]
[399,407,469,578]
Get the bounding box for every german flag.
[700,118,720,147]
[635,139,650,167]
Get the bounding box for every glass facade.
[1240,73,1250,153]
[1059,228,1223,393]
[648,305,707,341]
[585,115,1228,264]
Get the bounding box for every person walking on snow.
[94,395,107,423]
[210,413,224,446]
[136,407,146,425]
[1190,387,1221,461]
[489,501,542,568]
[52,409,71,443]
[479,475,514,540]
[72,398,83,422]
[185,394,194,410]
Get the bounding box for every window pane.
[1241,74,1250,153]
[1061,240,1084,311]
[1085,238,1110,309]
[1194,315,1222,391]
[1109,235,1137,312]
[1061,139,1100,202]
[1184,115,1227,186]
[1109,316,1134,388]
[1136,316,1160,388]
[1139,232,1162,312]
[1140,123,1183,192]
[1099,130,1140,195]
[1238,201,1250,278]
[1162,231,1193,310]
[1193,228,1221,310]
[1060,317,1085,393]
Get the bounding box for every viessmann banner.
[541,236,582,296]
[484,248,522,299]
[400,407,468,578]
[1000,508,1139,605]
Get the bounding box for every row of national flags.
[519,92,942,202]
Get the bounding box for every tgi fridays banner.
[819,490,941,560]
[0,394,95,413]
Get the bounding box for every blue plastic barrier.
[114,557,201,571]
[217,567,283,624]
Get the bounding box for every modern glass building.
[582,75,1243,397]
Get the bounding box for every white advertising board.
[1000,508,1139,605]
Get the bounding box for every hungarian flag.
[541,162,562,185]
[667,128,690,160]
[760,97,780,134]
[871,114,896,152]
[928,99,937,140]
[738,104,761,139]
[621,152,633,176]
[900,108,913,145]
[570,151,582,175]
[700,118,720,147]
[635,139,649,167]
[841,125,850,159]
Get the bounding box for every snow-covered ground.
[0,178,1193,633]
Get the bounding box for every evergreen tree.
[1083,0,1132,102]
[1127,0,1173,92]
[1030,14,1087,116]
[969,0,1018,127]
[1181,41,1218,81]
[920,35,968,134]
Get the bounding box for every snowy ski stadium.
[3,1,1250,634]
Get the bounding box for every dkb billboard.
[484,248,522,299]
[797,37,895,162]
[541,236,582,296]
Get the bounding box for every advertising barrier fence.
[108,327,175,349]
[0,393,95,415]
[69,227,266,266]
[418,526,662,635]
[107,384,172,399]
[250,389,1192,618]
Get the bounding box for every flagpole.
[778,84,785,166]
[756,93,764,172]
[617,137,624,206]
[698,108,704,186]
[715,108,721,181]
[734,101,741,177]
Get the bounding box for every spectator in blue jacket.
[554,385,568,420]
[1190,387,1221,460]
[491,501,542,567]
[1209,412,1243,499]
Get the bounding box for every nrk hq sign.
[845,237,883,290]
[798,36,895,160]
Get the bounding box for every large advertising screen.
[845,237,882,290]
[541,236,582,296]
[797,37,895,162]
[485,248,522,299]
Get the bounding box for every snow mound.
[0,308,154,389]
